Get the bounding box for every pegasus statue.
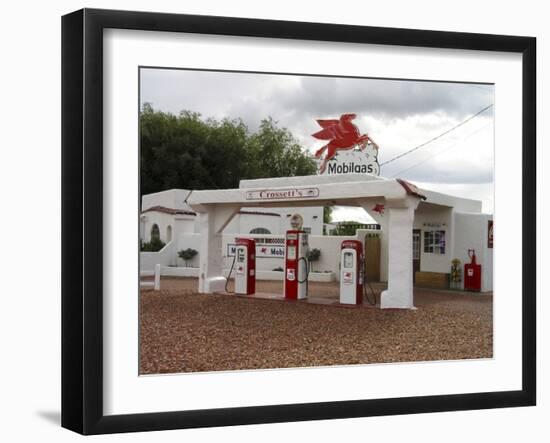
[313,113,378,173]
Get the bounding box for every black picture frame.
[62,8,536,435]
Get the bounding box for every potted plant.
[178,248,198,267]
[307,248,321,272]
[450,258,462,289]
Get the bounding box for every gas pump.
[339,240,378,305]
[284,230,309,299]
[339,240,364,305]
[464,249,481,292]
[228,238,256,295]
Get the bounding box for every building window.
[250,227,271,234]
[424,230,446,254]
[151,224,160,241]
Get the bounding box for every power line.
[388,122,493,178]
[380,104,494,167]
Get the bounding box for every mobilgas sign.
[245,187,319,201]
[228,243,285,258]
[312,114,380,176]
[326,159,378,175]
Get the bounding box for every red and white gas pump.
[233,238,256,295]
[339,240,364,305]
[284,230,309,299]
[464,249,481,292]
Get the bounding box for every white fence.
[160,266,335,282]
[140,263,160,290]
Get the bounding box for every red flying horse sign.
[313,113,379,174]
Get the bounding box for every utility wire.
[389,121,493,178]
[380,104,494,167]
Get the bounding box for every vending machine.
[284,230,309,299]
[234,238,256,295]
[339,240,364,305]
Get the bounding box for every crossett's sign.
[313,113,380,176]
[245,187,319,201]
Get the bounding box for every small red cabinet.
[464,250,481,292]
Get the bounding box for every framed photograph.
[62,8,536,435]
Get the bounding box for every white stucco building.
[140,173,493,307]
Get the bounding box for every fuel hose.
[225,253,237,293]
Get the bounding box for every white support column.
[359,200,388,282]
[378,217,389,282]
[380,197,419,309]
[197,204,240,293]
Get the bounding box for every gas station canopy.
[188,173,433,309]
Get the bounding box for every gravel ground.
[140,278,492,374]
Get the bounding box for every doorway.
[364,234,381,282]
[412,229,421,284]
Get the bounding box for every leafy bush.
[272,266,284,272]
[178,248,198,267]
[307,248,321,272]
[140,237,166,252]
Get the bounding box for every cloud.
[280,76,493,120]
[140,67,495,190]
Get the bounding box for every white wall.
[224,207,324,235]
[235,212,282,235]
[454,212,493,292]
[140,241,175,270]
[413,203,454,274]
[175,233,201,267]
[175,216,196,235]
[140,211,176,243]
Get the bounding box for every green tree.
[247,117,317,178]
[323,206,333,224]
[140,105,317,196]
[330,221,370,236]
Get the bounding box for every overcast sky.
[140,68,494,223]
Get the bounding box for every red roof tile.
[142,206,196,216]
